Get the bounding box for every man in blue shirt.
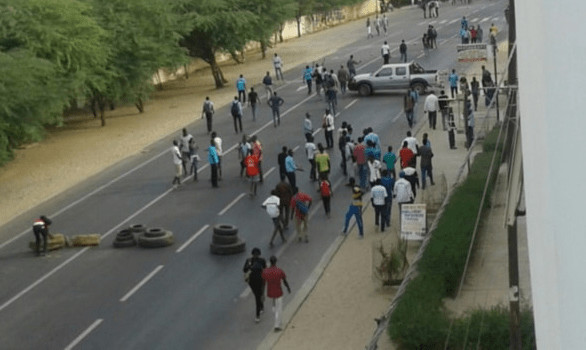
[380,170,395,228]
[382,146,397,179]
[236,74,247,103]
[208,139,219,188]
[285,149,302,191]
[303,66,313,95]
[448,69,459,98]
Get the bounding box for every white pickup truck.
[348,61,443,96]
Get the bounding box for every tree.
[178,0,257,88]
[84,0,189,121]
[240,0,297,58]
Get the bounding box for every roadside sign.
[400,204,426,241]
[457,43,488,62]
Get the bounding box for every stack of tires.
[210,224,245,255]
[112,224,174,249]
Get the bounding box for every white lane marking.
[312,128,322,137]
[471,17,479,22]
[344,99,358,110]
[492,17,499,22]
[0,147,170,250]
[64,318,103,350]
[292,146,300,152]
[218,193,247,216]
[429,20,437,25]
[176,224,210,253]
[449,18,459,25]
[239,176,346,299]
[417,53,425,59]
[264,166,276,178]
[120,265,164,302]
[250,93,315,138]
[417,21,427,26]
[440,19,447,24]
[296,85,306,92]
[392,110,404,123]
[481,17,490,23]
[0,247,89,313]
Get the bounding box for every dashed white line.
[481,17,490,23]
[264,166,276,178]
[218,193,247,216]
[449,18,459,25]
[296,85,306,92]
[176,224,210,253]
[392,110,405,123]
[344,99,358,110]
[64,318,103,350]
[120,265,164,302]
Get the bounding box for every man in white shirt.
[305,134,317,181]
[303,113,313,140]
[171,140,183,189]
[371,179,388,231]
[211,131,223,180]
[262,190,285,246]
[180,128,194,176]
[394,171,414,212]
[381,41,391,64]
[273,53,284,81]
[423,92,440,130]
[324,109,335,149]
[402,130,419,155]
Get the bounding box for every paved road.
[0,2,507,349]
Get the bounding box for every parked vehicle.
[348,61,444,96]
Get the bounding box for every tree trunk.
[230,51,243,64]
[100,108,106,127]
[296,16,302,38]
[279,24,284,43]
[155,71,164,91]
[260,41,267,59]
[135,97,144,113]
[183,64,189,79]
[208,56,226,88]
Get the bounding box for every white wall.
[516,0,586,348]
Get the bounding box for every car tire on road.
[144,227,166,238]
[116,229,134,240]
[210,238,246,255]
[113,237,137,248]
[212,233,238,245]
[213,224,238,236]
[130,224,147,233]
[358,83,372,96]
[137,231,174,248]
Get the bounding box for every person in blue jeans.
[380,170,394,228]
[448,69,459,98]
[342,186,364,237]
[236,74,247,103]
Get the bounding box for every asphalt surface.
[0,2,507,349]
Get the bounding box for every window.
[396,67,407,76]
[376,68,393,77]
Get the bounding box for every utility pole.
[491,33,500,122]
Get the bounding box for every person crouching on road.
[33,215,52,256]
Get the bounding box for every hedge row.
[388,127,535,349]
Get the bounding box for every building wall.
[516,0,586,348]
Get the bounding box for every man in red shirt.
[262,255,291,331]
[245,149,260,197]
[353,137,367,189]
[290,189,312,243]
[399,141,415,169]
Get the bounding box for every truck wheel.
[113,238,137,248]
[358,84,372,96]
[116,229,134,240]
[411,82,426,95]
[130,224,147,233]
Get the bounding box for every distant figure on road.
[201,96,214,134]
[449,69,459,98]
[262,191,286,247]
[305,134,317,181]
[366,17,373,39]
[263,71,273,100]
[375,15,381,36]
[268,92,285,127]
[419,141,435,189]
[207,139,219,188]
[399,40,408,63]
[274,181,293,230]
[245,149,260,197]
[290,188,312,242]
[236,74,246,103]
[189,138,199,181]
[346,55,360,77]
[303,66,313,95]
[171,140,183,189]
[318,175,333,217]
[394,171,414,212]
[32,215,52,256]
[262,255,291,332]
[243,248,267,323]
[381,41,391,64]
[371,179,388,232]
[230,97,243,134]
[285,149,302,190]
[323,109,335,148]
[341,186,364,238]
[248,87,260,121]
[423,91,439,130]
[273,53,284,80]
[337,65,350,95]
[180,128,194,176]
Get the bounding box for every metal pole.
[508,218,522,350]
[491,35,500,122]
